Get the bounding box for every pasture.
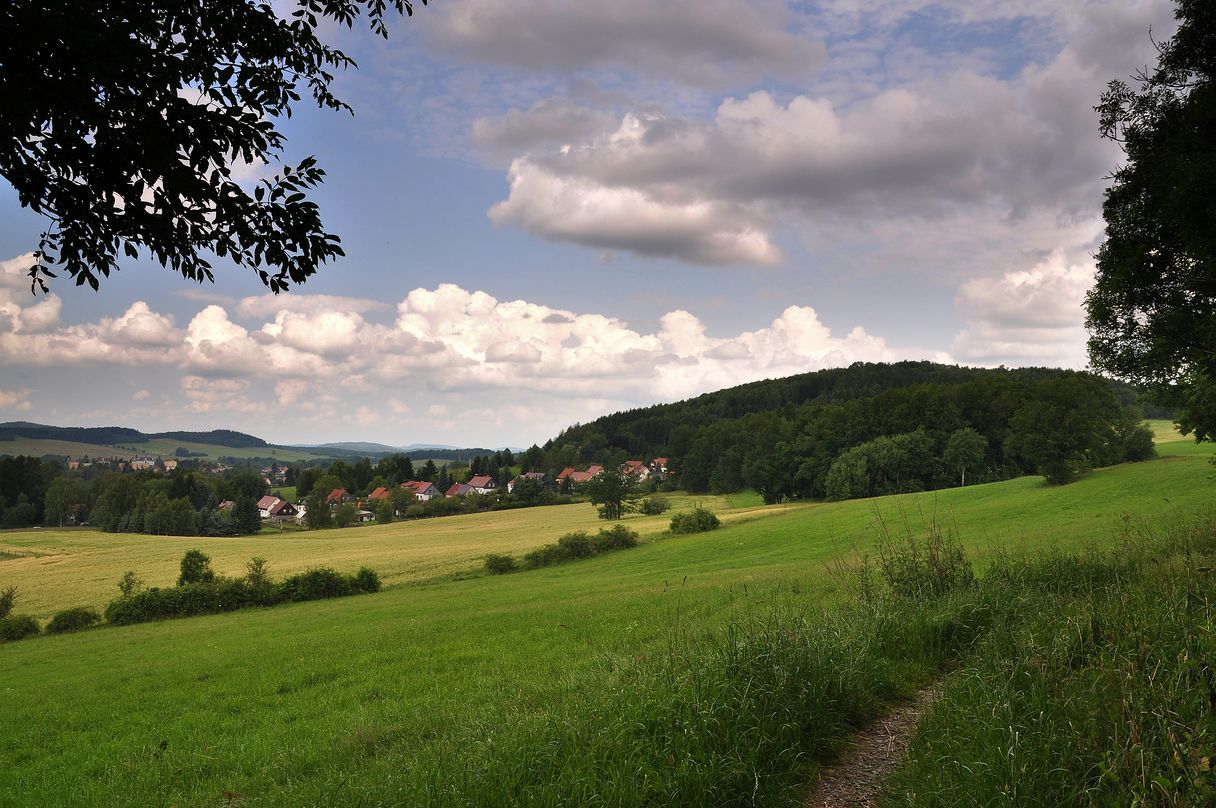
[0,438,1212,806]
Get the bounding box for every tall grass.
[882,515,1216,806]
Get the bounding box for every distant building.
[325,488,353,506]
[568,465,603,484]
[621,460,650,479]
[401,481,441,501]
[507,472,546,493]
[445,482,474,497]
[467,475,498,495]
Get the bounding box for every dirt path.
[804,685,942,807]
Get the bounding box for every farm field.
[0,492,762,619]
[0,439,1212,806]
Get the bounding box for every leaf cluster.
[1,0,424,292]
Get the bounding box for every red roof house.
[401,481,441,501]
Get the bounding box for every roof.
[325,488,348,503]
[268,500,297,516]
[653,457,669,466]
[468,475,496,488]
[367,486,390,499]
[557,467,574,480]
[401,481,437,494]
[520,471,545,481]
[217,500,235,510]
[622,460,647,474]
[256,495,279,510]
[445,482,473,496]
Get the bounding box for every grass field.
[0,437,1212,806]
[0,492,761,619]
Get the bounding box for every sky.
[0,0,1179,448]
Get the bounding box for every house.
[266,499,298,523]
[129,456,157,471]
[356,510,377,524]
[467,475,498,495]
[67,459,81,471]
[652,457,670,475]
[256,494,281,518]
[556,467,575,481]
[507,472,546,493]
[325,488,352,506]
[446,482,474,497]
[622,460,650,479]
[217,500,235,512]
[367,486,391,501]
[401,481,441,501]
[568,465,604,484]
[162,458,178,471]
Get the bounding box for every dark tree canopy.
[0,0,424,294]
[1086,0,1216,440]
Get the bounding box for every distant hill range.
[0,422,268,448]
[0,422,514,463]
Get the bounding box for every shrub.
[639,495,670,515]
[669,507,721,534]
[594,524,639,552]
[0,585,16,619]
[352,566,381,593]
[522,544,566,570]
[484,553,517,574]
[0,614,39,642]
[278,568,352,601]
[117,571,143,599]
[46,606,101,634]
[177,549,215,586]
[557,531,596,559]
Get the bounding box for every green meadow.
[0,436,330,461]
[0,437,1212,805]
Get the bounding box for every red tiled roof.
[557,467,574,480]
[468,475,496,488]
[368,486,390,500]
[653,457,669,466]
[401,481,436,494]
[256,495,279,510]
[325,488,348,504]
[445,483,473,496]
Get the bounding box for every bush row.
[106,565,381,625]
[1,554,384,641]
[485,525,639,574]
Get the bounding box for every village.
[244,457,672,527]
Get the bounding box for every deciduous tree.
[2,0,426,293]
[1087,0,1216,440]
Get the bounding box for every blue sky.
[0,0,1178,447]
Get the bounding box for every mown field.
[0,436,1212,806]
[0,492,763,619]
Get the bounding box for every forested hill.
[544,362,1161,501]
[0,423,268,449]
[549,362,1057,453]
